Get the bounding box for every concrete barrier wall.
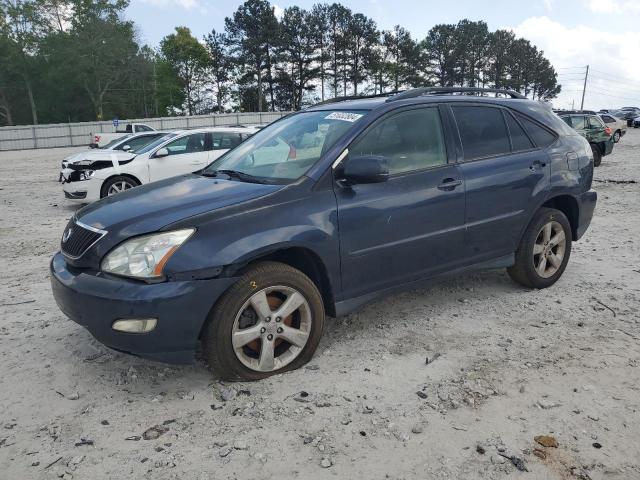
[0,112,291,151]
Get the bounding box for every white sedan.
[61,127,259,203]
[59,131,167,181]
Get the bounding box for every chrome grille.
[61,220,106,258]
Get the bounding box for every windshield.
[203,110,368,183]
[100,135,131,150]
[134,133,178,154]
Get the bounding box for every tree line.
[0,0,561,126]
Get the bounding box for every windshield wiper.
[201,169,268,184]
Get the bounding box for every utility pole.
[580,65,589,110]
[153,58,159,118]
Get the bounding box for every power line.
[584,88,640,102]
[589,67,637,82]
[587,74,640,90]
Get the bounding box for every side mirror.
[341,155,389,184]
[122,144,131,151]
[154,147,169,158]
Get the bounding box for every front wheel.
[507,208,572,289]
[591,144,602,167]
[202,262,325,381]
[100,175,139,198]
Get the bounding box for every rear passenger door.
[451,105,552,262]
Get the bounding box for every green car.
[559,113,614,167]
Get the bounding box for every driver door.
[334,106,467,300]
[149,133,210,181]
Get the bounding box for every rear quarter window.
[516,114,557,147]
[504,112,534,152]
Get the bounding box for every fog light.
[112,318,157,333]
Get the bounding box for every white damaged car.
[61,127,258,202]
[59,132,168,182]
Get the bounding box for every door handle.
[437,178,463,191]
[530,159,547,170]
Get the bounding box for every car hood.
[65,151,136,165]
[76,174,283,236]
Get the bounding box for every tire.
[613,130,621,143]
[507,208,572,289]
[100,175,140,198]
[202,261,325,381]
[591,144,602,167]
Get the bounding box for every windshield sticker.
[325,112,363,123]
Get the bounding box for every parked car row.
[554,110,617,167]
[51,87,598,380]
[61,126,261,203]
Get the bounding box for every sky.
[126,0,640,110]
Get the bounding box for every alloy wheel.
[231,286,312,372]
[533,220,566,278]
[107,181,135,196]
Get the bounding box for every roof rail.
[310,91,401,108]
[553,109,597,115]
[386,87,527,102]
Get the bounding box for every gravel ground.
[0,131,639,480]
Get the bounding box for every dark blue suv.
[51,88,597,381]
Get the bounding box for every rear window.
[453,106,511,160]
[516,114,557,147]
[504,112,534,152]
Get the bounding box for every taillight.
[604,127,612,136]
[94,135,100,142]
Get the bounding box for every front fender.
[163,187,341,295]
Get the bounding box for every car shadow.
[53,267,525,388]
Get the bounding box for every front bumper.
[50,252,235,364]
[62,177,101,203]
[575,190,597,241]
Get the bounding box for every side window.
[569,116,586,130]
[453,106,510,160]
[212,133,242,150]
[138,125,152,132]
[587,116,604,129]
[516,114,557,147]
[225,133,243,149]
[504,112,534,152]
[163,133,206,156]
[602,115,614,123]
[350,107,447,174]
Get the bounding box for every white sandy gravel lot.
[0,131,639,480]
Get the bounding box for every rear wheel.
[100,175,140,198]
[591,144,602,167]
[202,261,325,381]
[613,130,621,143]
[508,208,572,289]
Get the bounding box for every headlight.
[101,229,195,280]
[78,170,95,181]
